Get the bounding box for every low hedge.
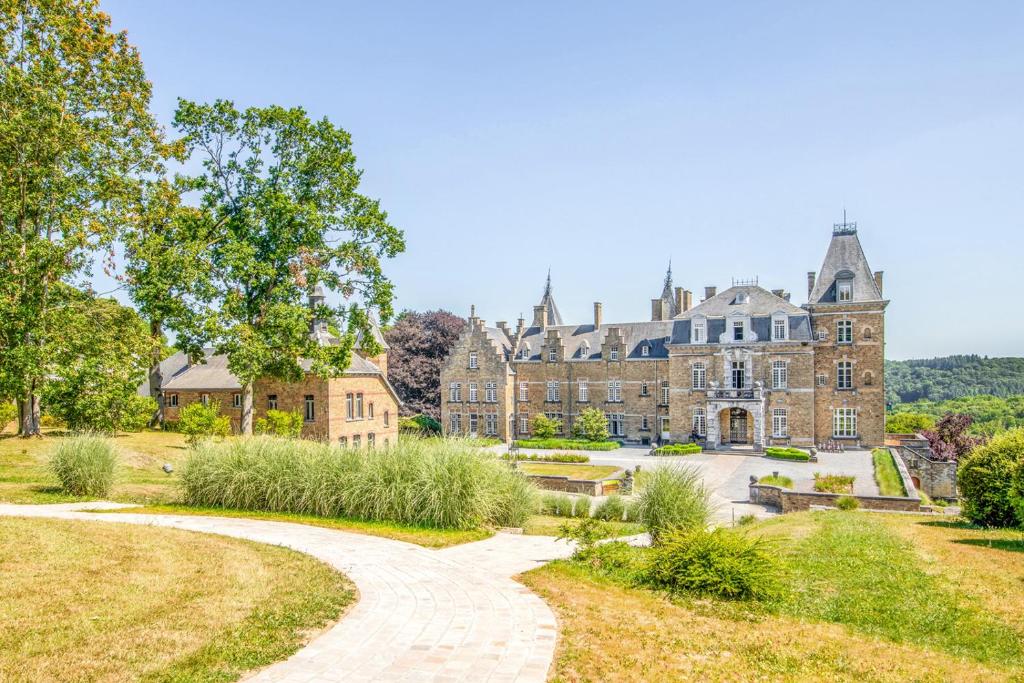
[655,443,702,456]
[764,447,810,462]
[502,452,590,463]
[514,438,619,451]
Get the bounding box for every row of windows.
[518,380,672,404]
[448,382,498,403]
[516,412,662,436]
[448,412,500,436]
[166,393,388,426]
[519,343,624,361]
[816,320,873,344]
[338,433,389,448]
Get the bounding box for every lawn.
[0,517,354,682]
[873,447,908,497]
[518,462,621,480]
[522,511,1024,681]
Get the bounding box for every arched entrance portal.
[719,407,752,445]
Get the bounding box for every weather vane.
[833,208,857,235]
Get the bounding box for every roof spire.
[533,269,563,326]
[544,268,552,297]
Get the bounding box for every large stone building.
[440,222,887,449]
[158,289,401,447]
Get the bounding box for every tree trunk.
[240,381,254,435]
[147,319,164,428]
[19,389,41,437]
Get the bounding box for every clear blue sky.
[97,0,1024,360]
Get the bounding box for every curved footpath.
[0,502,575,682]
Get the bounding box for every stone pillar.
[706,404,720,447]
[752,405,765,452]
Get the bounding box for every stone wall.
[749,483,921,513]
[526,475,604,496]
[896,439,958,500]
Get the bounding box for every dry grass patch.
[0,517,353,682]
[518,463,621,480]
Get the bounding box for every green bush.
[764,447,810,462]
[572,407,609,442]
[178,401,231,445]
[885,412,936,434]
[655,443,702,455]
[758,474,793,488]
[398,413,442,435]
[647,527,782,601]
[49,434,118,497]
[573,540,649,583]
[836,495,860,511]
[0,401,16,432]
[959,428,1024,527]
[531,414,561,439]
[514,438,618,451]
[179,436,539,529]
[572,494,592,518]
[254,409,303,438]
[503,452,590,463]
[593,494,626,521]
[558,517,609,557]
[634,465,713,544]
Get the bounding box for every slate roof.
[516,321,675,360]
[809,230,883,303]
[676,285,807,319]
[485,327,513,359]
[161,352,241,391]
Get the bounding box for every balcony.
[707,387,763,401]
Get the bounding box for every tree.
[531,414,560,439]
[922,413,984,462]
[163,100,404,434]
[573,407,609,442]
[884,412,935,434]
[958,428,1024,528]
[0,0,161,435]
[40,289,157,432]
[384,310,465,417]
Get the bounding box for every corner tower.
[804,216,887,446]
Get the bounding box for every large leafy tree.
[0,0,161,435]
[167,99,404,434]
[384,310,465,418]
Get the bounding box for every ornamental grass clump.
[593,494,626,521]
[179,436,537,529]
[49,434,118,497]
[634,464,713,543]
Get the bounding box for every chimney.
[496,321,510,338]
[533,304,547,329]
[772,288,784,298]
[874,271,884,295]
[515,315,525,337]
[704,286,717,301]
[593,301,603,328]
[681,289,692,312]
[651,299,665,321]
[807,272,816,298]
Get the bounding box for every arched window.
[863,327,873,340]
[579,341,590,359]
[519,344,530,359]
[863,371,874,386]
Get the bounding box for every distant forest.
[885,355,1024,404]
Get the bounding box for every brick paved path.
[0,503,575,682]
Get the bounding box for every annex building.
[439,221,887,450]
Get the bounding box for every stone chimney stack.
[496,321,510,338]
[651,299,667,321]
[678,288,692,313]
[515,315,525,338]
[807,272,816,298]
[704,286,717,301]
[593,302,603,328]
[533,304,548,329]
[874,271,884,295]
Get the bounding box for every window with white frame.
[579,341,590,359]
[468,413,478,435]
[660,416,670,434]
[772,360,788,389]
[608,413,624,436]
[367,433,375,448]
[692,407,706,436]
[200,393,210,406]
[608,380,622,402]
[661,381,670,404]
[520,413,529,433]
[692,322,706,344]
[816,329,829,341]
[692,362,706,389]
[640,380,649,396]
[484,413,497,435]
[384,410,390,427]
[519,344,530,359]
[232,393,241,408]
[546,380,560,402]
[368,402,374,419]
[304,395,315,422]
[609,346,619,361]
[449,382,461,402]
[837,280,853,302]
[578,380,588,402]
[356,393,364,418]
[731,361,745,389]
[168,393,178,408]
[449,412,461,434]
[837,361,853,389]
[346,393,354,419]
[267,394,276,410]
[772,317,787,341]
[469,352,478,369]
[469,382,478,403]
[837,320,853,344]
[519,383,528,401]
[548,347,557,362]
[816,373,827,387]
[641,415,649,430]
[833,408,857,437]
[733,321,745,341]
[352,434,361,448]
[772,408,788,437]
[485,382,496,402]
[641,344,650,357]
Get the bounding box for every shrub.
[40,414,64,428]
[836,495,860,511]
[655,443,702,456]
[398,413,442,435]
[647,527,782,601]
[254,409,303,438]
[572,407,609,442]
[503,452,590,463]
[573,540,648,584]
[49,435,118,497]
[0,401,16,432]
[180,436,538,529]
[117,395,158,432]
[813,473,856,494]
[558,517,608,556]
[178,401,231,445]
[958,428,1024,527]
[634,465,713,544]
[737,514,757,526]
[758,474,793,488]
[764,447,810,462]
[552,494,575,517]
[593,494,626,521]
[514,438,618,451]
[531,414,561,439]
[572,494,592,518]
[885,412,936,434]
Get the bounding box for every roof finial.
[544,268,552,297]
[833,208,857,235]
[470,304,476,318]
[664,259,673,289]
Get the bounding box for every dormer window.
[610,346,619,361]
[734,292,749,304]
[733,321,744,341]
[548,347,557,362]
[641,344,650,357]
[771,314,788,341]
[519,344,530,359]
[579,341,590,359]
[837,280,853,302]
[692,321,706,344]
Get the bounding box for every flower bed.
[502,452,590,463]
[514,438,619,451]
[764,447,810,462]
